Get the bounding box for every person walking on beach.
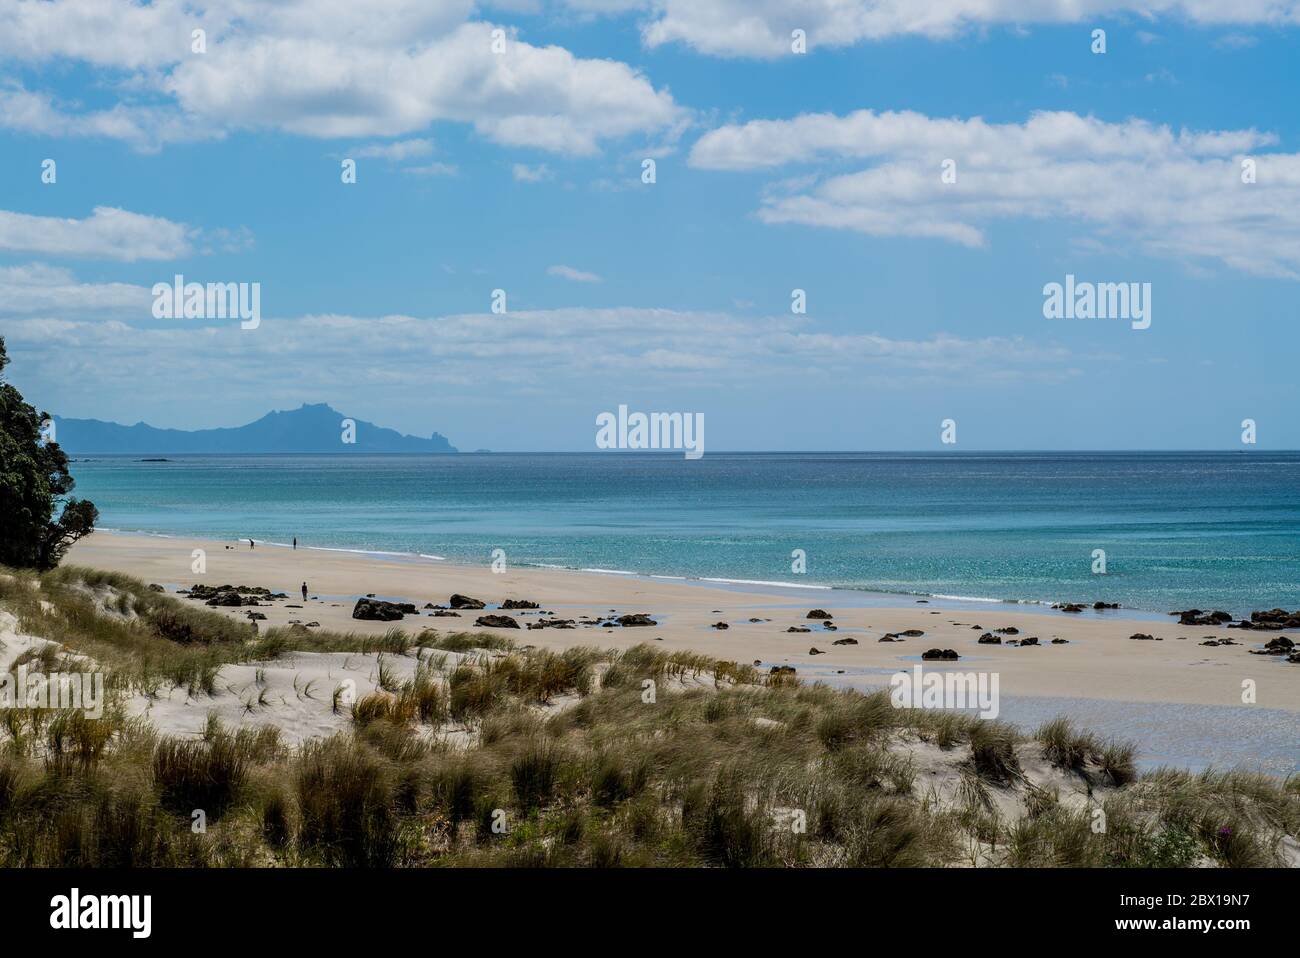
[249,538,255,550]
[293,537,297,550]
[301,581,308,602]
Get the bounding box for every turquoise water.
[68,451,1300,615]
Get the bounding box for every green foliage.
[0,337,98,570]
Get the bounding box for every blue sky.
[1,1,1298,451]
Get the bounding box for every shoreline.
[65,530,1299,719]
[92,527,1181,624]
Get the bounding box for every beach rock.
[501,599,540,610]
[207,592,255,607]
[449,594,486,610]
[995,627,1019,635]
[806,609,833,620]
[749,617,767,623]
[1175,609,1233,627]
[1093,602,1119,610]
[527,618,575,630]
[148,583,165,593]
[1051,638,1068,644]
[245,611,267,620]
[898,629,925,637]
[1054,602,1085,613]
[711,621,729,630]
[1248,636,1296,656]
[823,623,838,631]
[1128,633,1161,641]
[1240,609,1300,630]
[430,610,461,617]
[1019,637,1040,646]
[475,614,519,629]
[1289,651,1300,664]
[831,637,858,646]
[921,648,959,660]
[617,613,657,627]
[808,647,825,655]
[306,622,320,627]
[977,633,1001,644]
[352,598,405,621]
[769,665,796,676]
[786,626,811,633]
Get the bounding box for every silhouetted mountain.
[54,403,458,454]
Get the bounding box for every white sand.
[64,531,1300,711]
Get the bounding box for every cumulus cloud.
[0,263,151,314]
[0,1,686,153]
[563,0,1299,57]
[0,206,194,261]
[690,109,1300,278]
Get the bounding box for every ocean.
[68,451,1300,616]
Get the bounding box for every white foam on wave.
[701,576,832,591]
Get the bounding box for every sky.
[1,0,1298,452]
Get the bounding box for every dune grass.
[0,564,1296,867]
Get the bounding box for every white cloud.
[2,297,1079,409]
[691,109,1300,278]
[354,138,435,161]
[0,206,194,261]
[402,161,459,176]
[0,2,686,154]
[512,163,553,182]
[562,1,1300,57]
[0,263,151,314]
[548,264,602,283]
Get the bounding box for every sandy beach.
[67,531,1299,712]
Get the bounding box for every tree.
[0,336,98,570]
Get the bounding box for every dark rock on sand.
[977,633,1001,644]
[1051,638,1068,644]
[898,629,925,637]
[1093,602,1119,610]
[1175,609,1234,627]
[1248,636,1296,656]
[501,599,540,610]
[618,613,657,627]
[711,622,729,630]
[475,614,520,629]
[1054,603,1085,613]
[449,594,487,610]
[787,626,811,633]
[1019,637,1040,647]
[769,665,796,677]
[527,618,576,630]
[807,609,833,619]
[808,647,825,655]
[352,598,406,621]
[430,610,461,617]
[995,627,1019,635]
[921,648,960,660]
[1128,633,1161,641]
[148,583,165,592]
[831,637,858,646]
